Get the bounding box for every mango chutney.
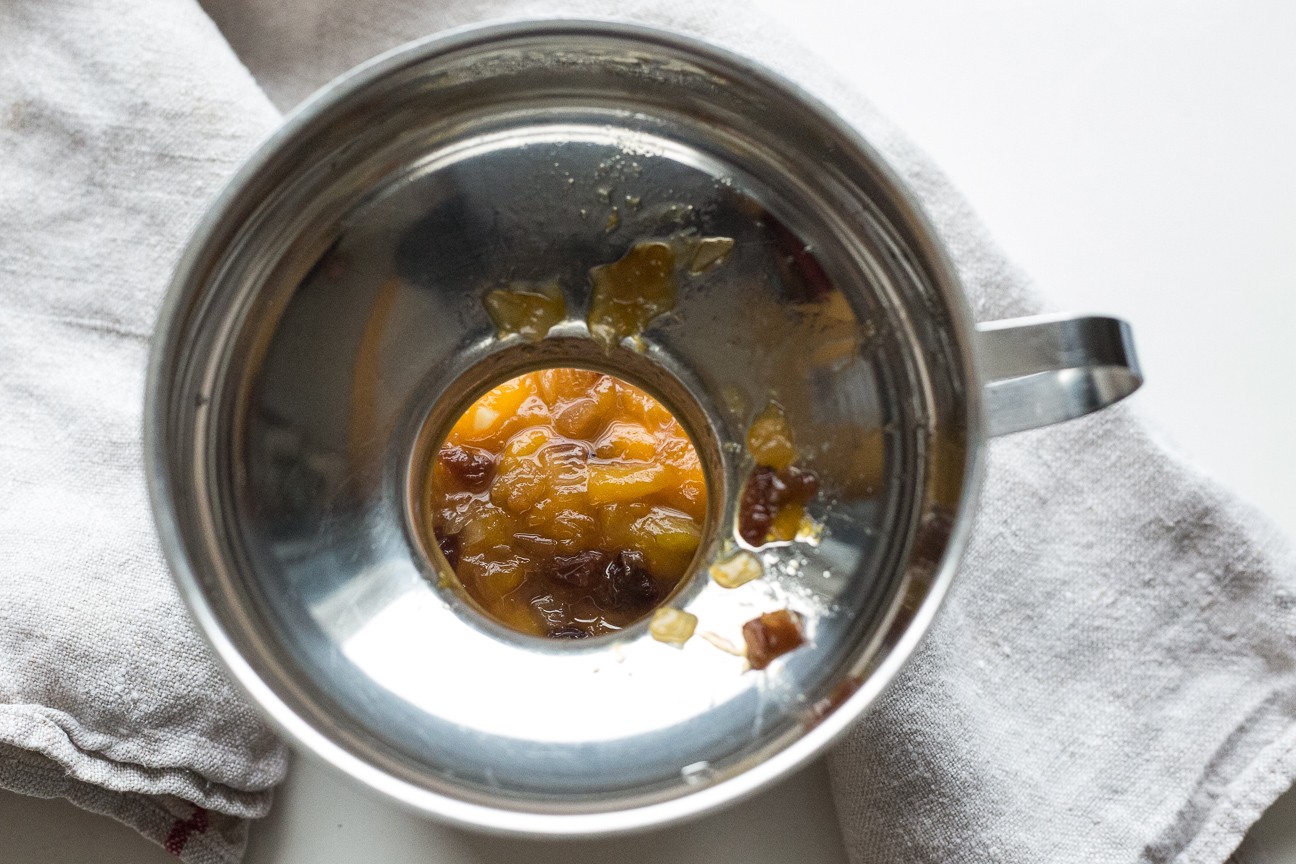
[427,368,707,638]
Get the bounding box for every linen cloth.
[0,1,287,862]
[3,2,1294,864]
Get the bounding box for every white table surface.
[5,1,1295,861]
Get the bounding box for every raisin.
[548,626,591,639]
[438,445,496,492]
[742,609,803,670]
[737,465,778,545]
[597,549,660,611]
[774,465,819,501]
[546,549,610,590]
[434,527,460,570]
[737,464,819,546]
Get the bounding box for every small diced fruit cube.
[742,609,803,670]
[449,375,536,444]
[618,381,674,429]
[538,441,588,491]
[458,503,510,552]
[504,426,553,458]
[710,551,764,589]
[552,375,616,438]
[766,501,804,543]
[490,455,547,514]
[746,401,795,469]
[587,460,670,504]
[595,422,657,461]
[632,507,701,575]
[536,367,602,406]
[482,282,565,342]
[650,607,697,646]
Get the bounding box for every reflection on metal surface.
[977,314,1142,437]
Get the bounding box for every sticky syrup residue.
[737,400,820,546]
[483,281,566,342]
[688,236,735,274]
[587,241,678,352]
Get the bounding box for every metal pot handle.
[976,313,1143,437]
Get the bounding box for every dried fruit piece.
[587,241,677,352]
[688,236,735,274]
[434,527,460,570]
[545,549,610,590]
[746,400,795,469]
[483,281,565,342]
[597,550,661,612]
[737,466,778,545]
[435,445,496,493]
[587,460,670,505]
[650,607,697,646]
[742,609,804,670]
[737,464,820,547]
[710,550,764,589]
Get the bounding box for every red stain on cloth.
[164,806,209,856]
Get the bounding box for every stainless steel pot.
[145,20,1141,835]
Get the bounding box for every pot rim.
[144,16,985,836]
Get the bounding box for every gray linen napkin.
[0,1,287,862]
[5,1,1295,863]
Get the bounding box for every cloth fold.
[3,1,1294,863]
[0,1,286,862]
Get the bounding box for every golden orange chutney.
[427,368,707,638]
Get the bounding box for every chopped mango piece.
[710,551,764,589]
[766,501,804,543]
[503,426,553,458]
[482,281,566,342]
[587,460,670,505]
[650,607,697,646]
[587,242,677,352]
[747,401,796,469]
[449,375,536,445]
[595,422,657,461]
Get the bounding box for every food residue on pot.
[428,368,706,639]
[438,230,818,671]
[587,241,678,352]
[737,401,821,546]
[742,609,804,670]
[483,280,566,342]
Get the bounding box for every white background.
[3,1,1294,861]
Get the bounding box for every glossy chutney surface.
[427,368,708,638]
